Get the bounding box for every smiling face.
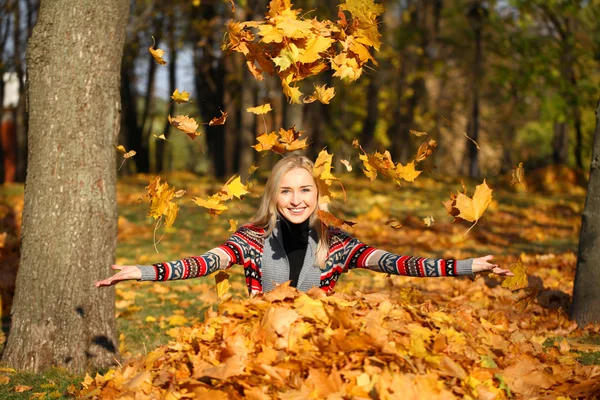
[276,167,318,224]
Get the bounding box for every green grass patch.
[0,366,81,399]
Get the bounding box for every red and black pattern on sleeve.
[444,259,456,276]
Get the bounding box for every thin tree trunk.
[361,77,380,152]
[2,0,128,373]
[466,1,484,178]
[13,0,28,182]
[157,14,176,173]
[574,106,583,169]
[238,67,256,179]
[570,99,600,326]
[552,121,569,164]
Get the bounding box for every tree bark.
[2,0,128,373]
[570,99,600,326]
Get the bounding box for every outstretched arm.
[339,233,512,277]
[95,247,232,287]
[96,226,257,287]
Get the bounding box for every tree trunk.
[157,14,176,174]
[570,99,600,326]
[238,67,256,179]
[2,0,128,373]
[552,121,569,164]
[13,0,28,183]
[466,1,484,179]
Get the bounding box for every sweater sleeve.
[138,227,254,281]
[336,231,473,277]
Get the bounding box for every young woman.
[96,155,512,292]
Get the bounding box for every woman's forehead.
[280,168,315,185]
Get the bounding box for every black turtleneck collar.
[279,217,310,287]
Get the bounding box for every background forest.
[1,0,600,399]
[2,0,599,182]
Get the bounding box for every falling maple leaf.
[192,175,249,217]
[340,159,352,172]
[357,144,422,186]
[215,271,232,300]
[316,209,356,228]
[148,37,167,65]
[168,115,201,140]
[171,89,190,104]
[228,219,238,232]
[511,162,526,188]
[304,84,336,104]
[414,139,437,163]
[246,103,273,115]
[192,195,229,217]
[423,216,434,227]
[248,164,258,174]
[145,176,181,230]
[209,110,228,126]
[252,127,309,155]
[153,134,168,141]
[501,259,529,291]
[410,130,428,137]
[445,180,493,236]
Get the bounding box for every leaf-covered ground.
[0,166,599,399]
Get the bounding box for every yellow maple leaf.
[501,260,529,291]
[395,161,422,183]
[145,176,180,228]
[168,115,200,140]
[171,89,190,104]
[423,216,435,227]
[148,37,167,66]
[192,195,229,217]
[455,180,493,223]
[215,271,232,300]
[223,175,250,199]
[294,295,329,323]
[298,35,335,64]
[252,132,278,152]
[228,219,238,232]
[246,103,273,115]
[304,84,336,104]
[273,43,300,71]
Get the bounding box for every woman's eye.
[302,188,312,193]
[281,189,290,194]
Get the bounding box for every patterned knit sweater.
[139,225,473,295]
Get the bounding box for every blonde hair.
[248,154,330,268]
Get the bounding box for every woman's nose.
[291,191,300,204]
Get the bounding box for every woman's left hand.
[472,255,513,276]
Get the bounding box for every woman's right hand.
[95,265,142,287]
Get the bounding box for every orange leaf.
[149,37,167,65]
[168,115,201,140]
[316,209,356,228]
[209,110,228,126]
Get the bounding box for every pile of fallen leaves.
[79,279,600,399]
